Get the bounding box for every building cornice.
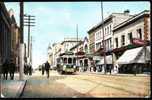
[87,15,113,34]
[113,10,150,32]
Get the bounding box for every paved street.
[21,70,150,98]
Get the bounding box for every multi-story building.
[9,9,20,71]
[0,2,12,66]
[48,37,82,68]
[69,37,91,72]
[88,10,133,73]
[113,10,150,73]
[48,42,62,68]
[60,38,82,53]
[0,3,21,72]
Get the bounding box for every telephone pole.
[101,2,107,74]
[76,24,78,71]
[19,1,24,80]
[24,14,35,64]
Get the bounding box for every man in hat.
[2,59,9,80]
[45,61,50,78]
[9,58,16,80]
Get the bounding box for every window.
[109,38,112,48]
[107,27,109,34]
[68,58,72,64]
[137,28,142,39]
[115,38,118,48]
[105,27,106,35]
[128,32,132,43]
[109,25,111,34]
[121,35,125,46]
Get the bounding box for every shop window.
[121,35,125,46]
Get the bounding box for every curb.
[16,80,27,98]
[78,72,150,77]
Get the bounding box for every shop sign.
[132,38,146,45]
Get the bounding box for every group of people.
[1,59,16,80]
[41,61,50,78]
[24,63,32,76]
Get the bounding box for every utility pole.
[101,2,107,74]
[144,15,148,68]
[24,14,35,64]
[19,1,24,80]
[76,24,78,71]
[30,36,32,66]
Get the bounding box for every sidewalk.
[1,73,29,98]
[77,71,150,77]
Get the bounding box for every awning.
[96,55,112,65]
[93,56,102,60]
[116,46,150,64]
[75,51,85,55]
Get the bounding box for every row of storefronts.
[48,10,151,74]
[87,10,151,74]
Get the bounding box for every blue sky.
[5,1,150,69]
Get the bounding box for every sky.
[5,1,150,69]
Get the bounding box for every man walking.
[45,61,50,78]
[42,63,45,75]
[29,63,32,76]
[2,59,9,80]
[9,59,16,80]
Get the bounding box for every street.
[21,70,150,98]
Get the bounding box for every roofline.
[61,40,82,45]
[87,14,113,34]
[70,41,83,51]
[113,10,150,32]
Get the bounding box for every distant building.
[48,42,62,68]
[60,37,82,53]
[70,36,91,72]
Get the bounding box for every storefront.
[116,46,150,74]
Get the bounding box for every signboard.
[131,38,146,45]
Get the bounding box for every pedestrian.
[29,63,32,76]
[2,59,9,80]
[0,57,2,79]
[42,63,45,75]
[27,64,30,76]
[24,63,27,75]
[45,61,50,78]
[133,64,137,76]
[9,59,16,80]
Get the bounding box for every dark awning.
[75,51,85,55]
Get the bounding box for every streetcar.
[56,52,78,74]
